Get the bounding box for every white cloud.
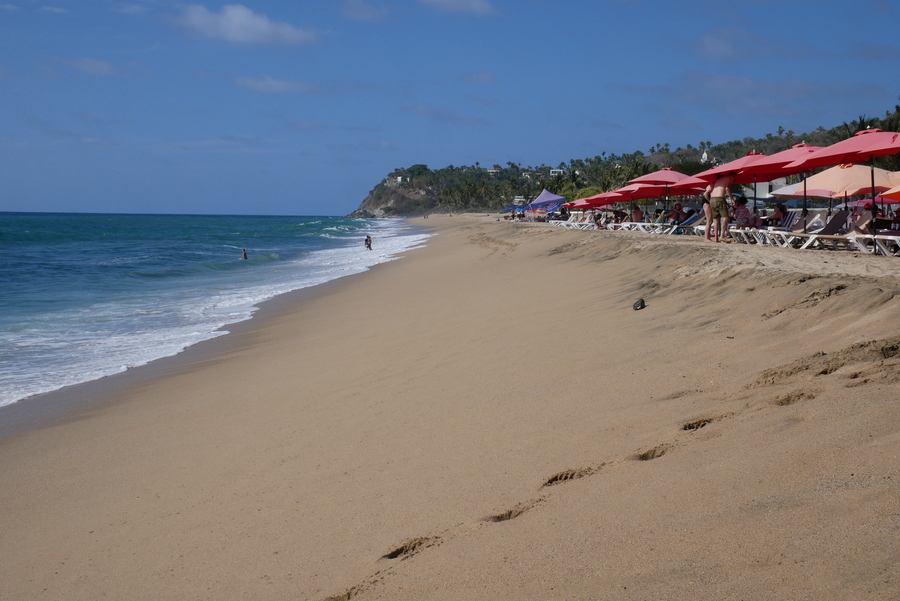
[176,4,318,46]
[340,0,386,21]
[0,4,20,12]
[234,75,318,94]
[59,57,119,76]
[41,6,68,13]
[419,0,495,15]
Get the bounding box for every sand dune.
[2,215,899,601]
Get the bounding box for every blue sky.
[2,0,899,216]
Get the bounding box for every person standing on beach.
[703,173,735,242]
[364,236,372,251]
[701,195,714,241]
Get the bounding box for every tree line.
[377,101,900,212]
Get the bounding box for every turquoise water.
[0,213,430,408]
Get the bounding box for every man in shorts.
[703,173,735,243]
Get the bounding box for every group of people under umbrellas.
[564,129,900,252]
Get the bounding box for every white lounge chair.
[770,210,849,249]
[874,233,900,256]
[656,212,702,235]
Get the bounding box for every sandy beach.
[2,215,900,601]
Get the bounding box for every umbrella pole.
[873,154,885,216]
[753,175,758,210]
[752,174,759,221]
[802,172,808,234]
[870,154,880,255]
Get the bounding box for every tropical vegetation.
[364,101,900,213]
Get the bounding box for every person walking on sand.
[703,173,735,242]
[364,235,372,251]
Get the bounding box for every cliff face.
[346,183,437,218]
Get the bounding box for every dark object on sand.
[633,298,645,311]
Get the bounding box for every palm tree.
[839,114,879,140]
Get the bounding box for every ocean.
[0,213,430,409]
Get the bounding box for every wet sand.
[2,215,900,601]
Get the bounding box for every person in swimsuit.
[703,173,735,242]
[663,202,687,224]
[700,189,714,241]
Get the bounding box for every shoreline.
[0,220,432,439]
[2,214,900,601]
[0,275,358,439]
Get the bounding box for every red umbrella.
[626,182,708,199]
[669,175,712,193]
[615,183,669,200]
[625,168,692,208]
[880,183,900,202]
[738,143,823,180]
[785,129,900,170]
[578,191,622,208]
[565,197,607,209]
[611,184,706,221]
[736,144,826,213]
[786,129,900,238]
[690,151,769,185]
[626,167,690,186]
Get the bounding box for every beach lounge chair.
[606,220,635,231]
[554,212,581,227]
[727,222,759,243]
[562,212,591,229]
[677,213,708,236]
[632,221,666,233]
[874,233,900,256]
[748,211,798,245]
[770,210,849,249]
[572,213,604,230]
[656,212,702,235]
[784,211,873,252]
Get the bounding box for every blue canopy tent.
[522,189,566,220]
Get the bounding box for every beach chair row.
[551,209,900,256]
[728,210,900,255]
[551,212,704,235]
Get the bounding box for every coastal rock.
[347,182,437,218]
